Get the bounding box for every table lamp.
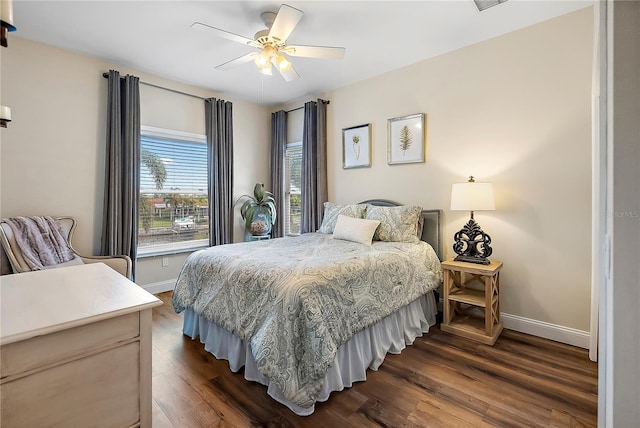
[450,176,495,265]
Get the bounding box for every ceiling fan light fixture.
[258,63,273,76]
[275,54,291,73]
[254,45,275,68]
[255,52,270,68]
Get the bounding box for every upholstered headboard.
[359,199,442,261]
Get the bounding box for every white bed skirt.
[182,291,437,416]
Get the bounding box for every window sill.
[137,239,209,258]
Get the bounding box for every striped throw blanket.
[3,216,75,270]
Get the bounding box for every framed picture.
[342,123,372,169]
[387,113,425,165]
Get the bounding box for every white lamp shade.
[1,0,16,30]
[0,105,11,122]
[450,182,495,211]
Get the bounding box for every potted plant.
[237,183,277,236]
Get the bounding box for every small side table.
[440,259,503,345]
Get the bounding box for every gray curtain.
[101,70,140,279]
[270,110,287,238]
[300,99,328,233]
[205,98,234,246]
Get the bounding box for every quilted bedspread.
[172,232,442,408]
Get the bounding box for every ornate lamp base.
[453,218,493,265]
[454,254,491,265]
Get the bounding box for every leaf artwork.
[352,134,360,160]
[399,125,412,155]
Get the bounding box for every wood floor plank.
[354,398,425,428]
[152,397,175,428]
[150,292,598,427]
[407,395,487,428]
[152,360,222,427]
[191,380,259,427]
[306,390,369,427]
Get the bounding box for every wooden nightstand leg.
[485,274,492,336]
[492,273,500,326]
[443,269,451,325]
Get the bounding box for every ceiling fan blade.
[279,64,300,82]
[215,53,257,71]
[191,22,259,47]
[283,45,345,60]
[268,4,303,42]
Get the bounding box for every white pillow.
[332,215,381,245]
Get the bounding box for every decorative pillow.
[366,205,422,243]
[318,202,366,234]
[332,215,380,245]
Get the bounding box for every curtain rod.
[102,73,330,108]
[286,99,330,113]
[102,72,206,101]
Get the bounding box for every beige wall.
[320,8,594,331]
[286,108,304,144]
[0,36,270,286]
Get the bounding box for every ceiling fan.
[191,4,346,81]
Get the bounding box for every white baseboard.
[141,279,175,295]
[437,297,590,349]
[501,312,590,349]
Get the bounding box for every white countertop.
[0,263,162,345]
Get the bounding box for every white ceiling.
[11,0,592,106]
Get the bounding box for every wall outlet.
[162,257,169,267]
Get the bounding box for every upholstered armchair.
[0,216,132,278]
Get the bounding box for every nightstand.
[440,258,503,345]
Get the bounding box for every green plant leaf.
[240,199,256,219]
[265,201,277,224]
[262,192,275,203]
[253,183,265,202]
[245,206,259,229]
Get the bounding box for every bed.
[172,200,443,415]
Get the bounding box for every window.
[138,126,208,256]
[284,142,302,235]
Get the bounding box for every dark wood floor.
[151,292,598,427]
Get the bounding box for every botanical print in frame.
[387,113,425,165]
[342,123,372,169]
